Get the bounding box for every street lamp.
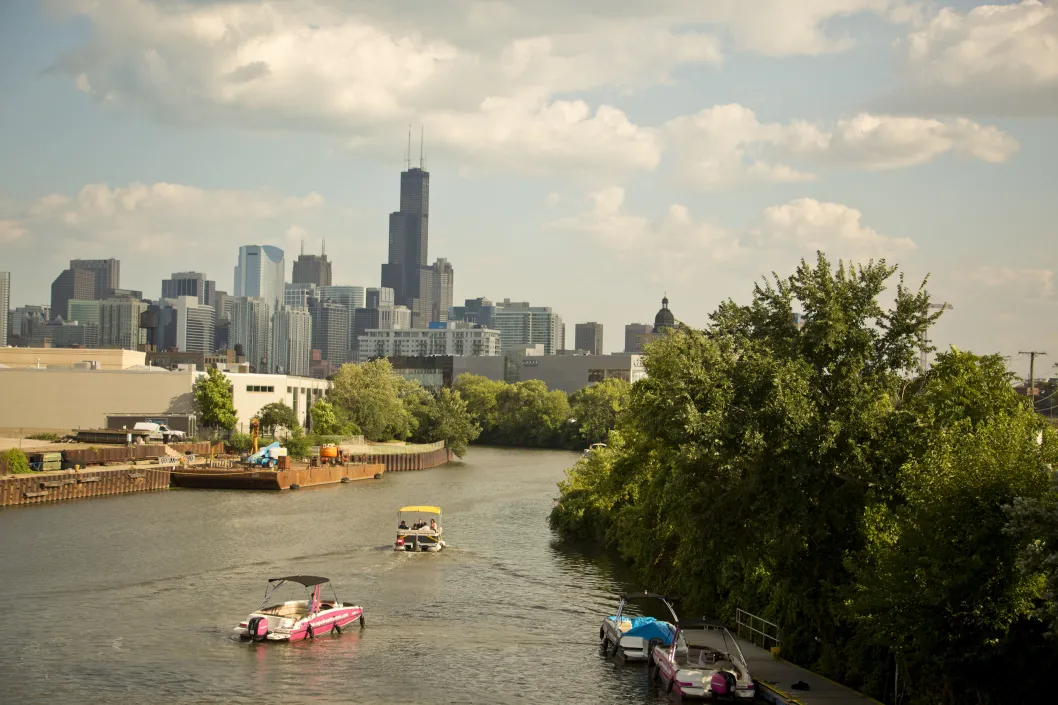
[921,303,953,374]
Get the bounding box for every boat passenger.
[399,520,409,530]
[429,519,439,532]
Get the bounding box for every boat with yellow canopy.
[394,505,446,552]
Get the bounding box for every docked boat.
[394,505,446,552]
[599,591,679,661]
[582,443,607,457]
[233,575,364,642]
[649,619,755,700]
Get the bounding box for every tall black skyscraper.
[381,131,430,327]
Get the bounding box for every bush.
[227,433,253,454]
[0,448,32,474]
[26,432,62,442]
[282,427,312,459]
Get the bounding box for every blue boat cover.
[607,616,675,645]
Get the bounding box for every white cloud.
[548,186,740,279]
[754,198,917,257]
[43,0,925,175]
[664,105,1017,189]
[4,181,325,270]
[953,266,1056,303]
[549,188,914,281]
[898,0,1058,115]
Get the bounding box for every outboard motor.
[246,616,268,642]
[710,671,737,696]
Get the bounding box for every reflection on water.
[0,447,671,704]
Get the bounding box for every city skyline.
[1,2,1055,375]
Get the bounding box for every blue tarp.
[607,616,675,645]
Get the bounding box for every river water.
[0,448,667,704]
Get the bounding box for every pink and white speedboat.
[234,575,364,642]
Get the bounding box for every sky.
[0,0,1055,375]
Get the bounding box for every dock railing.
[736,608,782,651]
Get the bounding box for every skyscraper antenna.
[300,238,304,256]
[322,238,326,257]
[406,125,412,171]
[420,123,424,169]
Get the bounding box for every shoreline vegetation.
[548,253,1058,705]
[193,354,627,460]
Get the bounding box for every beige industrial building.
[0,347,147,370]
[0,366,329,435]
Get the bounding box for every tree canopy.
[257,401,299,436]
[549,253,1058,704]
[193,368,237,432]
[330,359,415,441]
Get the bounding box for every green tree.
[454,373,505,441]
[0,448,32,474]
[494,380,571,447]
[309,399,354,436]
[257,401,299,436]
[193,367,237,433]
[282,425,312,459]
[568,377,631,446]
[414,387,481,457]
[329,359,412,441]
[549,252,1058,703]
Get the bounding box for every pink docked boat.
[234,575,365,642]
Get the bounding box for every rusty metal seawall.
[0,466,172,506]
[358,447,454,472]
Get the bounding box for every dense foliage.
[193,368,238,432]
[454,374,630,449]
[256,402,299,436]
[328,359,480,457]
[549,253,1058,704]
[0,448,32,474]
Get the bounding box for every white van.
[133,422,186,443]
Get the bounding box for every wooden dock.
[738,638,881,705]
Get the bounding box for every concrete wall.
[0,368,196,432]
[0,347,147,370]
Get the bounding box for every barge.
[169,461,385,490]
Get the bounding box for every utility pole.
[1019,351,1047,410]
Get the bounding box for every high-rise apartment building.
[292,244,333,287]
[624,323,653,354]
[448,297,496,328]
[0,272,9,347]
[231,297,272,371]
[162,272,216,306]
[284,282,317,309]
[311,300,351,366]
[381,146,431,327]
[575,322,604,355]
[366,287,395,309]
[234,245,285,309]
[98,297,147,350]
[271,306,312,376]
[492,299,564,355]
[423,257,454,325]
[164,296,215,353]
[357,325,501,362]
[51,268,96,321]
[70,258,120,298]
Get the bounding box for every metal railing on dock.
[736,607,782,650]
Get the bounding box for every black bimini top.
[268,575,329,587]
